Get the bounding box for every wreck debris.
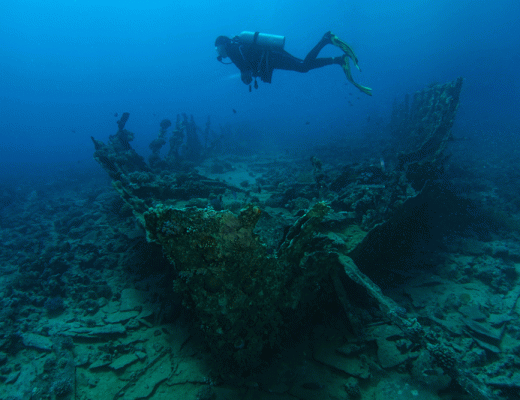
[391,77,464,187]
[183,113,203,162]
[116,112,130,132]
[91,113,239,220]
[87,80,510,398]
[144,202,336,370]
[91,112,150,182]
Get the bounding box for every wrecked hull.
[90,78,502,398]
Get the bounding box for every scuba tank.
[236,31,285,50]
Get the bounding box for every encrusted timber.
[91,133,150,181]
[397,77,463,169]
[332,254,407,327]
[92,128,238,222]
[333,254,497,400]
[278,201,331,262]
[143,202,336,370]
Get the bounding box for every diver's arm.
[237,45,254,84]
[228,43,258,85]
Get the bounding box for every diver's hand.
[241,71,253,85]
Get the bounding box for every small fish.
[232,109,237,114]
[349,92,353,96]
[71,129,76,133]
[348,101,353,106]
[114,112,118,117]
[305,121,310,125]
[367,115,371,123]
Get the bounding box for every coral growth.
[144,202,334,370]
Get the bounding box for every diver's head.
[215,36,231,61]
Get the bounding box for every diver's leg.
[270,51,307,72]
[309,31,360,67]
[271,51,336,72]
[303,32,334,62]
[303,57,337,71]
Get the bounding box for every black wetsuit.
[225,36,338,85]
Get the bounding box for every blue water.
[1,0,519,175]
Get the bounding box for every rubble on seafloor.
[1,78,520,400]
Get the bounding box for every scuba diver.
[215,31,372,96]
